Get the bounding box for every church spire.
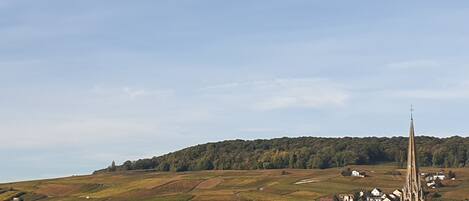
[402,106,425,201]
[410,104,414,120]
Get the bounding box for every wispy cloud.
[386,60,440,69]
[0,118,161,148]
[201,78,349,110]
[91,86,174,100]
[389,81,469,100]
[239,127,279,133]
[392,88,469,100]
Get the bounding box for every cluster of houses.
[359,188,402,201]
[319,169,457,201]
[422,171,455,189]
[320,188,402,201]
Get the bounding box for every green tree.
[108,161,117,172]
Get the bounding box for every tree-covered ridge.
[95,136,469,174]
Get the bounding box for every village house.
[353,188,402,201]
[366,188,384,201]
[426,181,436,188]
[338,194,355,201]
[351,170,366,177]
[423,171,450,189]
[424,171,447,182]
[392,189,402,198]
[433,173,446,180]
[387,193,398,201]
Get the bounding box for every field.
[1,165,469,201]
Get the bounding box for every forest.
[95,136,469,174]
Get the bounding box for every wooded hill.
[95,136,469,174]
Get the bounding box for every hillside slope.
[2,165,469,201]
[96,136,469,174]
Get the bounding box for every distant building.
[387,193,398,200]
[357,188,402,201]
[381,194,392,201]
[351,170,366,177]
[338,194,355,201]
[426,181,436,188]
[432,173,445,181]
[366,188,384,201]
[422,171,446,189]
[371,188,383,197]
[392,189,402,198]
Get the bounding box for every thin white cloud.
[386,60,440,69]
[0,118,160,148]
[389,81,469,100]
[201,78,349,110]
[239,127,279,133]
[199,82,241,90]
[123,87,147,99]
[392,89,469,100]
[91,86,174,100]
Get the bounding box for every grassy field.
[1,165,469,201]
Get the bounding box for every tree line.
[94,136,469,174]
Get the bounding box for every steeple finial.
[410,104,414,120]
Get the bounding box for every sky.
[2,0,469,182]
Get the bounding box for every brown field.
[1,165,469,201]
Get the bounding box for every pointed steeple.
[402,107,425,201]
[411,104,414,120]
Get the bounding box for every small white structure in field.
[433,173,445,180]
[426,181,436,188]
[351,170,365,177]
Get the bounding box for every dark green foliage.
[434,178,444,188]
[448,170,456,179]
[95,136,469,173]
[340,167,352,176]
[431,192,442,198]
[333,194,340,201]
[108,161,117,172]
[354,191,364,201]
[122,160,132,170]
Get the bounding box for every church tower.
[402,107,425,201]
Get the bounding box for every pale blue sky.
[2,0,469,182]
